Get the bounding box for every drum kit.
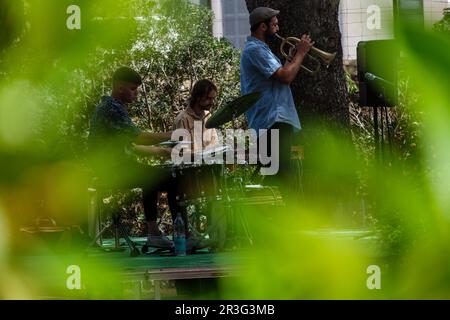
[157,92,284,249]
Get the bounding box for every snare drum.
[159,163,224,200]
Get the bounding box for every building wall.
[423,0,450,26]
[211,0,224,38]
[189,0,209,6]
[220,0,249,48]
[340,0,450,60]
[339,0,394,61]
[195,0,449,59]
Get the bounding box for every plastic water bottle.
[173,212,186,256]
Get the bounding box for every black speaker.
[357,40,399,107]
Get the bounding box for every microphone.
[364,72,394,87]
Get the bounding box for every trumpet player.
[240,7,312,193]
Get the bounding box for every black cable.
[384,106,393,157]
[373,107,380,163]
[380,105,385,162]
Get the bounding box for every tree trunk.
[244,0,350,129]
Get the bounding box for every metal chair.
[86,177,140,257]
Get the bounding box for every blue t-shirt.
[88,96,141,163]
[240,36,301,132]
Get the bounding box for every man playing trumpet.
[240,7,313,194]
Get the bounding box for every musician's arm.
[273,35,313,84]
[273,50,307,84]
[132,144,171,158]
[134,131,172,145]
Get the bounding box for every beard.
[265,30,278,43]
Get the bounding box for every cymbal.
[205,92,262,128]
[194,145,231,157]
[159,140,193,147]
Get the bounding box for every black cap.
[249,7,280,27]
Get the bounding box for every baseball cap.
[249,7,280,27]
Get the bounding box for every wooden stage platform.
[15,229,378,299]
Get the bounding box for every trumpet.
[275,34,336,74]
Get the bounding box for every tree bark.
[244,0,350,129]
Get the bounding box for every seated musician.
[88,66,180,249]
[173,80,221,248]
[174,79,220,154]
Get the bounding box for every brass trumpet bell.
[275,34,337,74]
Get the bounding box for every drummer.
[174,79,220,155]
[171,79,221,249]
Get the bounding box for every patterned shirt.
[88,96,141,163]
[240,36,301,132]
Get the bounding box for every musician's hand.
[134,131,172,146]
[287,46,297,62]
[160,147,172,159]
[132,144,171,159]
[151,146,171,159]
[296,34,314,57]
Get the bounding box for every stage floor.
[14,229,379,299]
[14,237,246,299]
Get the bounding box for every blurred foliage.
[0,0,241,237]
[0,0,449,299]
[433,8,450,33]
[345,70,359,97]
[346,12,447,257]
[224,22,450,293]
[1,0,240,161]
[0,0,241,298]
